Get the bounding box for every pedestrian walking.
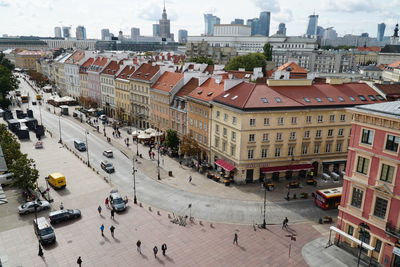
[60,202,64,210]
[153,246,158,258]
[233,233,238,245]
[110,225,115,237]
[100,224,105,236]
[282,217,289,229]
[98,205,102,215]
[111,209,115,219]
[161,243,167,256]
[77,256,82,266]
[136,240,142,254]
[105,197,109,208]
[179,160,182,167]
[189,176,192,183]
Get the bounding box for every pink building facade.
[87,57,109,104]
[338,102,400,266]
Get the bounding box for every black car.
[48,209,81,224]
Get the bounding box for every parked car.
[110,190,127,212]
[103,150,113,158]
[49,209,81,224]
[101,161,115,173]
[99,114,107,121]
[33,217,56,244]
[18,200,50,215]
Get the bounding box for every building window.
[249,134,255,142]
[340,114,346,121]
[302,145,308,155]
[291,117,297,124]
[222,141,226,152]
[223,128,227,136]
[316,130,322,138]
[288,146,295,156]
[351,188,363,208]
[338,128,344,136]
[336,143,342,152]
[274,147,281,157]
[380,164,394,183]
[230,145,236,156]
[289,132,296,140]
[304,131,310,138]
[373,197,388,219]
[232,116,237,125]
[317,115,323,123]
[276,132,282,141]
[250,118,256,126]
[385,134,400,152]
[264,118,269,126]
[277,117,284,125]
[216,111,220,118]
[248,149,254,159]
[262,133,269,141]
[361,129,374,145]
[347,225,354,236]
[329,115,335,122]
[215,137,219,147]
[224,113,228,121]
[306,116,312,124]
[325,143,331,152]
[231,131,236,141]
[374,239,382,253]
[356,156,369,175]
[261,148,268,158]
[314,144,320,154]
[328,129,334,137]
[215,124,219,133]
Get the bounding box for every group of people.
[148,148,156,160]
[136,241,168,258]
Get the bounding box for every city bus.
[314,187,342,210]
[20,95,29,103]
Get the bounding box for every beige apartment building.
[79,58,94,98]
[115,65,136,122]
[210,79,386,183]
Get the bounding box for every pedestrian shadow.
[140,253,148,260]
[164,255,174,263]
[111,219,120,225]
[99,214,105,219]
[113,237,120,243]
[285,227,297,235]
[238,245,246,251]
[156,257,165,265]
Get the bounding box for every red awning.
[260,164,313,174]
[215,159,236,172]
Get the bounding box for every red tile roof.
[357,46,381,52]
[101,60,122,76]
[131,63,160,81]
[203,65,214,74]
[187,78,225,102]
[277,62,308,73]
[176,77,199,97]
[374,84,400,96]
[116,65,136,80]
[152,72,184,93]
[226,70,253,79]
[88,57,109,72]
[388,61,400,68]
[79,57,94,74]
[65,50,85,64]
[213,82,386,110]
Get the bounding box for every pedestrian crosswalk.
[0,185,8,205]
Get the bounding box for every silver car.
[18,200,50,215]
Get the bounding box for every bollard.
[139,203,143,208]
[148,207,152,212]
[210,223,214,228]
[157,211,161,216]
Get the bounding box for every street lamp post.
[132,156,137,204]
[157,134,161,180]
[261,183,267,229]
[85,131,90,167]
[58,115,62,144]
[38,100,43,125]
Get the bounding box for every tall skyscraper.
[316,26,325,37]
[153,24,160,37]
[131,27,140,38]
[247,18,259,36]
[377,23,386,42]
[277,23,286,35]
[62,26,71,38]
[258,11,271,36]
[204,14,220,36]
[306,14,319,37]
[231,19,244,25]
[54,27,62,38]
[159,3,171,39]
[75,25,87,40]
[101,29,110,40]
[178,29,188,43]
[118,30,124,40]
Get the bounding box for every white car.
[99,115,107,121]
[103,150,113,158]
[18,200,50,215]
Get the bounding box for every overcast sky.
[0,0,399,39]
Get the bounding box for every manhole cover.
[205,204,211,207]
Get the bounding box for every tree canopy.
[0,52,15,71]
[225,53,266,71]
[27,70,49,88]
[165,129,179,151]
[263,43,273,61]
[189,56,214,65]
[180,134,200,157]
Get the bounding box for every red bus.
[314,187,342,210]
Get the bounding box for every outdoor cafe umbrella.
[144,128,156,134]
[131,130,142,137]
[138,133,151,139]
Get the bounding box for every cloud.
[323,0,379,13]
[273,9,293,23]
[138,1,178,21]
[0,0,9,7]
[253,0,280,12]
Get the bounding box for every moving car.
[101,161,115,173]
[34,217,56,244]
[99,114,107,121]
[18,200,50,215]
[74,140,86,152]
[47,172,66,189]
[49,209,81,224]
[103,150,113,158]
[110,191,126,212]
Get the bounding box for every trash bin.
[168,171,173,177]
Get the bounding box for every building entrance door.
[246,169,254,183]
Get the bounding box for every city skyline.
[0,0,398,39]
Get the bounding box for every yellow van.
[36,94,42,100]
[47,173,66,189]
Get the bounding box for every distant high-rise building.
[101,29,111,40]
[159,3,171,39]
[170,33,174,41]
[306,14,318,37]
[75,25,87,40]
[54,27,62,38]
[377,23,386,42]
[131,27,140,38]
[316,26,325,37]
[247,18,259,36]
[118,30,124,40]
[204,14,220,35]
[277,23,286,35]
[153,24,160,37]
[231,19,244,25]
[322,27,337,45]
[258,11,271,36]
[62,26,71,38]
[178,29,188,43]
[361,32,369,38]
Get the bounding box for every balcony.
[385,222,400,239]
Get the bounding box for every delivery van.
[47,172,66,189]
[34,217,56,245]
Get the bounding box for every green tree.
[0,52,15,71]
[189,56,214,65]
[180,134,200,157]
[263,43,273,61]
[225,53,266,71]
[27,70,48,88]
[0,124,22,167]
[0,65,19,98]
[165,129,179,151]
[10,154,39,190]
